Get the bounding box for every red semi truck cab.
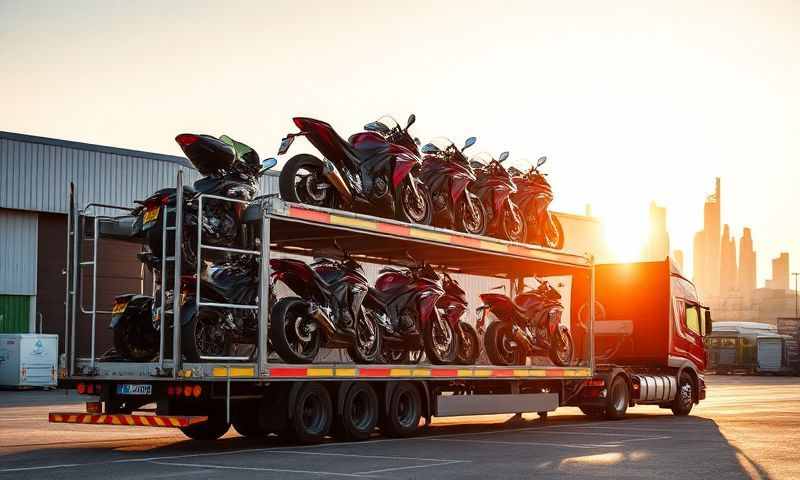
[572,258,711,419]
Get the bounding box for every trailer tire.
[288,382,332,444]
[671,372,694,416]
[334,383,379,441]
[605,376,629,420]
[579,406,606,419]
[180,411,230,440]
[382,381,422,437]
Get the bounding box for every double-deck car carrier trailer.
[53,171,599,442]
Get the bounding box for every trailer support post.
[171,170,183,376]
[256,208,270,376]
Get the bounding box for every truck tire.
[382,382,422,437]
[671,372,694,416]
[605,376,629,420]
[180,411,230,440]
[334,383,379,441]
[288,382,332,444]
[579,406,606,419]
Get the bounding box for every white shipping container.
[0,334,58,387]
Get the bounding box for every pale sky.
[1,0,798,286]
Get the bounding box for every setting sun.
[599,206,651,263]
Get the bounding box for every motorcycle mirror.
[406,113,416,130]
[414,137,421,146]
[462,136,477,151]
[259,157,278,174]
[536,156,547,168]
[498,151,510,163]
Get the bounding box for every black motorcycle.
[277,114,433,224]
[132,134,276,274]
[269,248,382,364]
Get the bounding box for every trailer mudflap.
[48,412,207,428]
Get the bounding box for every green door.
[0,295,30,333]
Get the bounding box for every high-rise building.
[766,253,790,291]
[719,224,737,295]
[673,249,685,273]
[642,201,669,261]
[738,227,756,300]
[693,178,721,297]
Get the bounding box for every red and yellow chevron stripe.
[266,366,591,379]
[48,413,207,428]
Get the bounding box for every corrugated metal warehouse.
[0,130,604,359]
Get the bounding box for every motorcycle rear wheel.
[113,316,158,362]
[279,154,338,208]
[457,193,487,236]
[181,308,232,363]
[270,297,321,364]
[484,321,525,366]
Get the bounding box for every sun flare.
[600,207,650,263]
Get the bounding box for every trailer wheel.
[579,406,606,418]
[288,382,332,444]
[382,382,422,437]
[605,376,629,420]
[671,372,694,416]
[180,411,230,440]
[334,383,379,441]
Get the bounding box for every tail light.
[87,384,94,394]
[76,383,86,394]
[192,385,202,398]
[167,385,175,396]
[175,133,200,148]
[585,379,605,387]
[183,385,193,397]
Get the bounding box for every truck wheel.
[334,383,379,441]
[382,382,422,437]
[288,382,332,444]
[671,372,694,416]
[605,376,629,420]
[579,406,606,419]
[270,297,321,364]
[180,411,230,440]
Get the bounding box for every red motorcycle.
[476,278,573,366]
[365,255,459,364]
[419,137,487,235]
[508,156,564,249]
[469,152,526,242]
[277,114,433,225]
[439,271,480,365]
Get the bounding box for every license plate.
[142,206,160,230]
[277,135,295,155]
[116,384,152,396]
[111,302,128,315]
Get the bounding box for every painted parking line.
[353,460,465,475]
[148,460,370,478]
[422,437,616,450]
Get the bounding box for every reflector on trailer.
[49,412,207,428]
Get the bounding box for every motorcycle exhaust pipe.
[321,159,353,206]
[308,304,337,336]
[511,324,536,352]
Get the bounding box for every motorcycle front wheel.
[279,154,338,208]
[269,297,321,364]
[395,177,433,225]
[484,321,525,366]
[455,321,480,365]
[549,326,574,366]
[424,316,458,365]
[457,193,487,236]
[501,202,527,243]
[347,307,382,364]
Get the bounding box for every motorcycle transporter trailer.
[51,171,703,443]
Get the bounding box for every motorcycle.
[438,270,481,365]
[469,151,526,242]
[111,254,271,363]
[508,156,564,249]
[269,247,381,364]
[277,114,433,225]
[132,133,276,274]
[365,254,459,365]
[419,137,488,235]
[476,278,573,366]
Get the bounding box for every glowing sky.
[1,0,798,286]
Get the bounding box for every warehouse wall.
[0,209,38,333]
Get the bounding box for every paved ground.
[0,375,797,479]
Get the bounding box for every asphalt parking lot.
[1,375,797,479]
